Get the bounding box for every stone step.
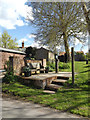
[0,74,5,77]
[46,84,62,91]
[0,72,6,76]
[57,76,69,80]
[52,79,67,84]
[43,90,55,94]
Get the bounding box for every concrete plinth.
[20,74,57,89]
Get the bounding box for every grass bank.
[2,61,89,117]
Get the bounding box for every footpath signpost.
[71,47,75,85]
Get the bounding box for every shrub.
[3,60,19,83]
[22,66,30,72]
[2,72,19,84]
[46,61,70,71]
[49,67,55,72]
[47,62,55,72]
[75,52,86,61]
[47,62,55,69]
[59,62,70,69]
[4,60,13,75]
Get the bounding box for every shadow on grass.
[84,65,90,68]
[2,78,89,117]
[80,69,90,73]
[44,89,89,116]
[64,101,88,112]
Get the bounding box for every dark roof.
[37,47,54,53]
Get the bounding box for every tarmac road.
[2,97,83,119]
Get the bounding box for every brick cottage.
[0,47,25,70]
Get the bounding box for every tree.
[75,51,86,61]
[81,2,90,34]
[86,51,90,59]
[0,30,18,49]
[25,46,36,59]
[27,2,87,62]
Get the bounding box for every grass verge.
[2,61,89,117]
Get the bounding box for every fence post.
[71,47,75,85]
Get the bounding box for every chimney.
[22,41,24,48]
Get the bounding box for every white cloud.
[75,38,80,45]
[28,34,36,39]
[31,41,40,48]
[30,41,49,49]
[18,38,28,44]
[0,0,33,29]
[70,37,82,46]
[82,48,88,53]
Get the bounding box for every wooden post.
[55,54,58,73]
[71,47,74,85]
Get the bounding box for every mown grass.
[60,61,88,72]
[2,61,89,117]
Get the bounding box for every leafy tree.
[25,46,36,59]
[75,51,86,61]
[0,30,18,49]
[86,52,90,59]
[81,2,90,34]
[27,2,87,62]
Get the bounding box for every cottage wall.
[9,56,25,75]
[0,52,2,70]
[48,52,55,62]
[0,47,25,70]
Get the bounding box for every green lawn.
[60,61,89,72]
[2,61,89,117]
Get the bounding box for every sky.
[0,0,88,53]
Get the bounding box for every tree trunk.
[82,3,90,34]
[63,32,70,62]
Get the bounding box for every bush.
[47,62,55,72]
[49,67,55,72]
[2,72,19,84]
[3,60,19,83]
[22,66,30,72]
[59,62,70,69]
[46,61,70,71]
[75,52,86,61]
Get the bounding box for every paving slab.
[43,90,56,94]
[21,72,74,79]
[20,72,72,89]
